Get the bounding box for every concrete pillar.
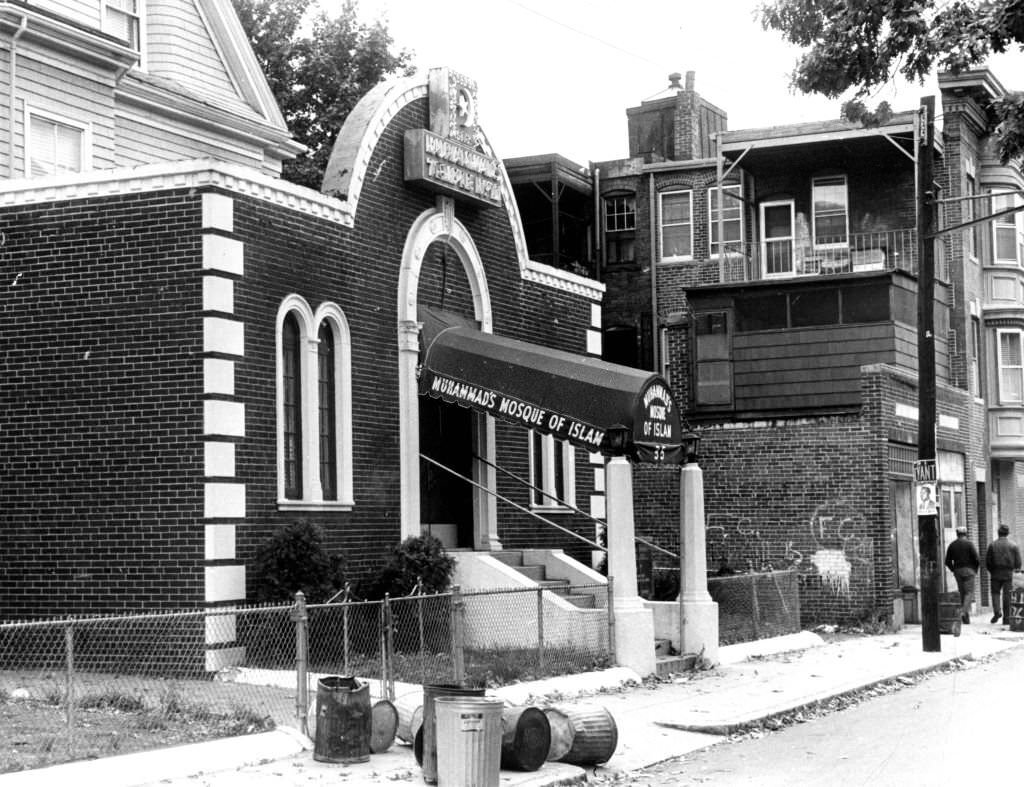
[679,462,719,663]
[606,456,656,676]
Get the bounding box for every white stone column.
[398,319,421,540]
[679,462,719,663]
[606,456,656,676]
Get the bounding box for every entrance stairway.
[489,550,596,608]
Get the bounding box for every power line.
[498,0,669,70]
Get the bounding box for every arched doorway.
[396,201,500,550]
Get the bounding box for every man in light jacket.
[985,524,1022,624]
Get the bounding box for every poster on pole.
[914,460,938,516]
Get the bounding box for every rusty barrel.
[370,699,398,753]
[549,704,618,766]
[312,675,371,764]
[500,705,551,772]
[420,683,486,783]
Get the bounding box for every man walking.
[985,524,1022,624]
[944,525,980,623]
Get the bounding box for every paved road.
[601,645,1022,786]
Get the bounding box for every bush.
[251,521,345,603]
[356,535,456,599]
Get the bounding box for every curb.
[654,646,1004,736]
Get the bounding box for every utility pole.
[917,96,940,653]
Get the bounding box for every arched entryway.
[396,200,500,550]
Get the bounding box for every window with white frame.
[104,0,142,50]
[604,194,636,263]
[660,190,693,260]
[277,296,353,508]
[26,111,89,178]
[997,329,1024,404]
[991,190,1022,265]
[812,176,849,247]
[965,158,980,260]
[529,431,574,509]
[971,316,982,400]
[708,184,742,257]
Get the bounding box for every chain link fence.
[708,570,801,645]
[2,582,614,774]
[0,607,294,774]
[642,560,802,646]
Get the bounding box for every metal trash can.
[434,696,503,787]
[420,683,485,782]
[312,675,371,764]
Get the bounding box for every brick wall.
[0,190,207,617]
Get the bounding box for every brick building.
[1,0,690,670]
[509,69,1024,625]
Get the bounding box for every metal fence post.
[64,620,75,756]
[450,585,465,684]
[418,587,426,686]
[291,591,309,736]
[606,575,616,661]
[378,597,389,700]
[536,585,545,673]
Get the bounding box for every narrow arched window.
[318,323,338,501]
[282,313,303,499]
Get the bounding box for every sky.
[344,0,1024,165]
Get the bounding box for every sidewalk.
[3,620,1022,787]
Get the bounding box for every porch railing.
[718,228,929,284]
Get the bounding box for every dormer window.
[105,0,141,50]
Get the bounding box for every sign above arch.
[404,68,503,208]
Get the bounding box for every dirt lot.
[0,670,296,773]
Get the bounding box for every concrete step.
[561,594,596,608]
[655,653,697,676]
[489,550,524,567]
[515,565,547,581]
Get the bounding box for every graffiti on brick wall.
[705,498,872,597]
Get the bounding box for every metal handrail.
[420,453,605,551]
[471,452,680,561]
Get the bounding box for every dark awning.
[418,316,683,465]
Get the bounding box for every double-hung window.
[105,0,142,50]
[965,159,980,260]
[26,111,89,178]
[529,431,574,509]
[997,329,1024,404]
[660,190,693,261]
[604,194,636,263]
[992,191,1022,265]
[812,176,848,247]
[708,184,742,258]
[277,296,353,509]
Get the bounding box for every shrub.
[357,534,456,599]
[251,521,345,603]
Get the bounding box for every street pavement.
[2,619,1022,787]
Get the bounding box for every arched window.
[282,313,303,500]
[318,322,337,501]
[277,297,353,509]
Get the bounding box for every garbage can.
[312,675,371,764]
[420,683,485,783]
[434,696,503,787]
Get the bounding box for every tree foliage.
[760,0,1024,162]
[233,0,413,189]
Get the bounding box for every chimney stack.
[685,71,695,92]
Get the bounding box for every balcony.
[715,229,923,285]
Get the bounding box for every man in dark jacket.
[985,524,1022,624]
[945,525,980,623]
